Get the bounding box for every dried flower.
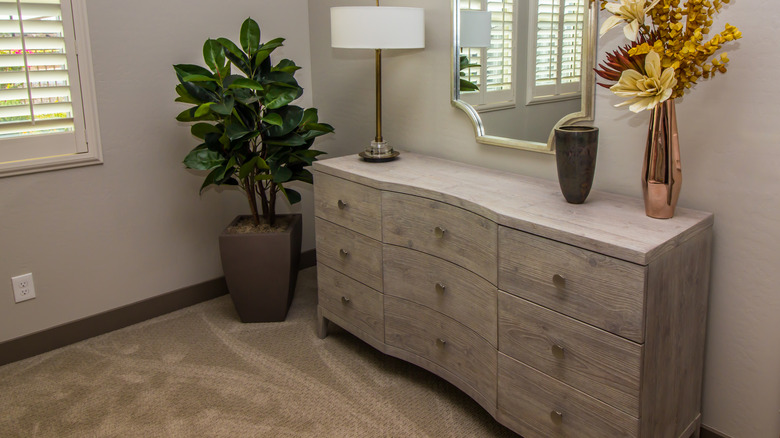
[610,50,677,113]
[597,0,742,108]
[600,0,661,41]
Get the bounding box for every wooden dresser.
[313,153,713,438]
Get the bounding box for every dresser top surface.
[313,153,713,265]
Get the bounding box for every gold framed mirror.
[452,0,598,153]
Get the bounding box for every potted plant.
[173,17,333,322]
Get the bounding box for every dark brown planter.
[218,214,302,322]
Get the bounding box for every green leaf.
[194,103,213,117]
[263,85,302,109]
[174,84,201,104]
[191,123,221,139]
[260,37,285,52]
[255,157,270,170]
[203,39,225,73]
[225,122,254,141]
[240,18,261,55]
[210,96,235,116]
[272,166,293,183]
[293,169,314,184]
[228,77,264,91]
[217,37,246,62]
[199,167,219,194]
[254,173,273,181]
[264,133,306,147]
[179,80,219,103]
[278,185,301,205]
[174,64,213,78]
[181,74,216,83]
[265,105,304,138]
[262,113,283,127]
[272,59,301,74]
[176,107,216,122]
[459,78,479,92]
[183,148,223,170]
[238,157,257,179]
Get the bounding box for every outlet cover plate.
[12,273,36,303]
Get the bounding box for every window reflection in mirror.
[454,0,595,151]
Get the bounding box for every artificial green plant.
[174,17,333,226]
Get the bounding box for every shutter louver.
[532,0,584,99]
[459,0,514,108]
[0,0,73,139]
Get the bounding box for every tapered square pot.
[218,214,302,322]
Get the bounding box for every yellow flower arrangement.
[596,0,742,112]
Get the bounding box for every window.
[0,0,101,177]
[460,0,515,110]
[527,0,586,104]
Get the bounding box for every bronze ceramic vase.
[642,99,682,219]
[554,125,599,204]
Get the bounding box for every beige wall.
[0,0,315,342]
[308,0,779,437]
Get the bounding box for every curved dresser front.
[313,153,713,438]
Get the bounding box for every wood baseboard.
[0,249,316,367]
[701,425,731,438]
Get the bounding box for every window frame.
[526,0,586,106]
[459,0,517,112]
[0,0,102,178]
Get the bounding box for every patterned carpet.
[0,267,518,437]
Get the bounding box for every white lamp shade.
[331,6,425,49]
[460,10,491,48]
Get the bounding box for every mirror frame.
[451,0,599,153]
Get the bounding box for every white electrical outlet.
[12,273,36,303]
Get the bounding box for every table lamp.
[331,3,425,162]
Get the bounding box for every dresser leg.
[316,306,328,339]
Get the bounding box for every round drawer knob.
[435,282,446,294]
[337,199,348,210]
[339,248,349,258]
[341,296,351,305]
[550,410,564,425]
[435,338,447,348]
[552,273,566,288]
[552,344,565,359]
[434,226,447,239]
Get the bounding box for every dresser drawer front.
[318,264,384,342]
[315,218,382,291]
[498,354,639,438]
[498,292,641,415]
[498,227,646,342]
[384,245,497,346]
[385,296,497,403]
[314,172,382,240]
[382,192,497,284]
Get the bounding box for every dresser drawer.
[384,245,497,346]
[382,192,497,283]
[497,353,639,438]
[498,227,646,342]
[385,296,496,404]
[314,172,382,240]
[498,292,642,415]
[315,218,382,291]
[318,264,384,343]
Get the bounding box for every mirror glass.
[452,0,597,152]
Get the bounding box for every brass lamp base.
[359,140,400,162]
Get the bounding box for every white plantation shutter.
[0,0,98,176]
[460,0,515,109]
[529,0,585,102]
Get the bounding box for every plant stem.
[244,176,261,225]
[269,182,277,226]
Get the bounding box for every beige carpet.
[0,267,518,437]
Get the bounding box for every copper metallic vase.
[642,99,682,219]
